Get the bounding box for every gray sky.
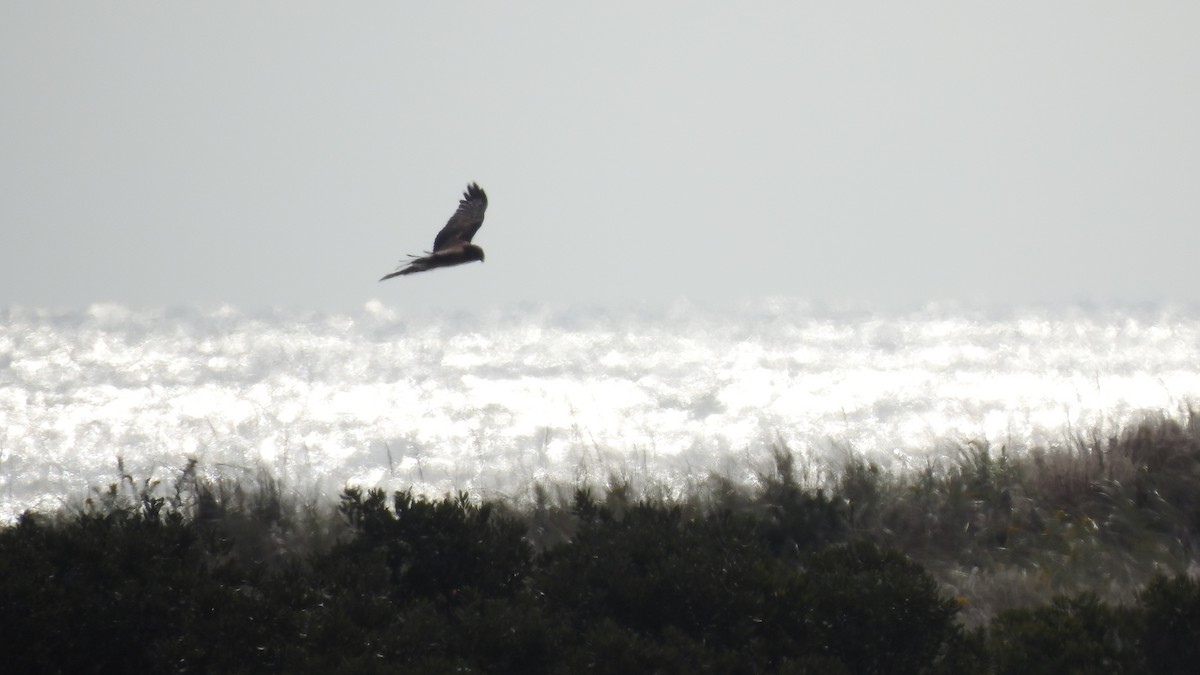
[3,2,1198,314]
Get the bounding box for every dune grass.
[3,411,1200,672]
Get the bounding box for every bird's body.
[380,183,488,281]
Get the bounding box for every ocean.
[3,299,1199,520]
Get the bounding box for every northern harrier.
[379,182,489,280]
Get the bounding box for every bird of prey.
[379,182,489,280]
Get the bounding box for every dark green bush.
[0,500,271,674]
[4,414,1200,675]
[333,487,533,601]
[755,445,848,558]
[795,541,963,675]
[536,490,798,671]
[987,592,1142,674]
[1139,573,1200,674]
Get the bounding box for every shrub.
[1139,573,1200,674]
[535,490,802,671]
[987,592,1142,674]
[540,495,765,640]
[334,487,533,601]
[0,502,269,673]
[795,541,962,674]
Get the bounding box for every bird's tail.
[379,256,431,281]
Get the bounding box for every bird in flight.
[379,182,489,280]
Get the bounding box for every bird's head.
[466,244,485,263]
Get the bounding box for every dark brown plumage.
[380,183,489,281]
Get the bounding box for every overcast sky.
[3,2,1198,314]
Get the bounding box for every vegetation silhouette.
[2,413,1200,672]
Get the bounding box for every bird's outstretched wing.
[432,183,488,252]
[378,183,489,281]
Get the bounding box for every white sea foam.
[2,299,1199,520]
